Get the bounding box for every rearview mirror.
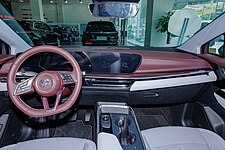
[89,2,140,18]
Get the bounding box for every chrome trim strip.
[0,70,216,92]
[86,70,212,80]
[90,84,128,87]
[130,71,217,91]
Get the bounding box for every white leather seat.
[142,126,225,150]
[0,137,96,150]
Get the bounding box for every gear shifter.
[118,116,131,145]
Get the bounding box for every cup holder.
[118,131,136,145]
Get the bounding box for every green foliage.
[156,11,174,44]
[156,11,174,33]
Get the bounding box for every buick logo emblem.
[40,79,51,89]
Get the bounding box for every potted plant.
[156,11,174,44]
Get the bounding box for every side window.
[34,22,42,30]
[34,22,51,31]
[208,35,224,57]
[0,40,10,55]
[41,23,51,31]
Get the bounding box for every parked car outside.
[82,21,118,46]
[17,20,60,46]
[53,26,76,43]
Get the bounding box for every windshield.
[0,4,33,46]
[0,0,223,48]
[17,21,33,30]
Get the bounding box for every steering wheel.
[7,46,82,118]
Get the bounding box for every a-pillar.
[30,0,44,21]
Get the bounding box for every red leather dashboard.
[132,50,211,75]
[199,54,225,67]
[0,50,212,77]
[71,49,212,78]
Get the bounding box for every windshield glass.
[0,4,33,46]
[0,0,223,48]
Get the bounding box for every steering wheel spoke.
[58,71,77,85]
[14,77,35,96]
[42,90,63,113]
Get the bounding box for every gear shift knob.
[118,116,130,145]
[118,117,125,127]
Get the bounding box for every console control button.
[101,114,111,129]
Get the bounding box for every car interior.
[1,0,225,150]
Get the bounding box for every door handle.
[143,92,159,98]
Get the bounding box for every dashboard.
[0,48,218,106]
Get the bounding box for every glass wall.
[127,0,147,46]
[2,0,225,48]
[173,0,221,21]
[170,0,223,46]
[126,0,225,47]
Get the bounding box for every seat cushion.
[0,138,96,150]
[142,126,225,150]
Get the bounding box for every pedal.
[36,117,49,138]
[69,112,78,121]
[85,110,92,123]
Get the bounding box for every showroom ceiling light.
[79,0,82,3]
[49,0,54,3]
[64,0,68,3]
[19,0,24,2]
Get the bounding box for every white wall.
[11,1,109,24]
[43,4,58,23]
[62,4,109,24]
[11,3,31,20]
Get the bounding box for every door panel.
[195,53,225,138]
[214,91,225,109]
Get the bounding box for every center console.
[97,102,147,150]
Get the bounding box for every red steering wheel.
[7,46,82,118]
